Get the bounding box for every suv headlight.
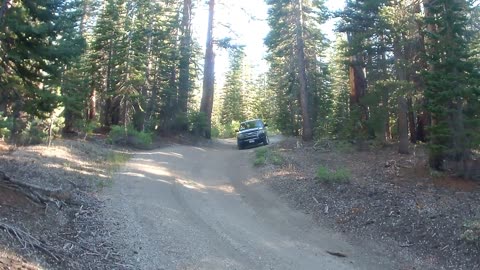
[258,130,265,135]
[238,133,245,139]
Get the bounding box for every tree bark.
[398,96,409,154]
[178,0,192,118]
[294,0,313,141]
[199,0,215,139]
[347,28,368,123]
[407,97,416,143]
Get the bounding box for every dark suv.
[236,119,269,150]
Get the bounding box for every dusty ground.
[101,138,428,270]
[261,138,480,270]
[0,139,129,269]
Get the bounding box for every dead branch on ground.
[0,222,61,261]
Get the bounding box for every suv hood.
[238,127,261,134]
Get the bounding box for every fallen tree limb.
[0,171,70,206]
[0,222,60,261]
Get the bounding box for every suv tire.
[263,136,269,146]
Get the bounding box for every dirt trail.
[102,139,401,270]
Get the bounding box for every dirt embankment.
[0,139,129,269]
[261,138,480,270]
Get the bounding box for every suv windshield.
[239,120,262,131]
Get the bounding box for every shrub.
[216,120,240,138]
[254,148,268,166]
[15,120,47,145]
[188,111,208,134]
[0,116,12,140]
[462,220,480,245]
[253,147,284,166]
[108,125,153,149]
[316,166,351,183]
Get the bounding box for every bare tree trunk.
[347,30,368,144]
[398,96,409,154]
[178,0,192,118]
[407,97,416,143]
[79,0,90,35]
[294,0,313,141]
[199,0,215,139]
[87,87,96,121]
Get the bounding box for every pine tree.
[220,49,246,125]
[265,0,329,139]
[0,0,84,139]
[423,0,480,174]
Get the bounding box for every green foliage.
[16,121,47,146]
[316,166,351,183]
[423,0,480,171]
[265,0,331,138]
[461,220,480,245]
[220,49,246,125]
[188,111,208,134]
[0,0,85,119]
[253,147,284,167]
[78,120,101,138]
[0,116,13,140]
[214,120,240,139]
[108,125,153,149]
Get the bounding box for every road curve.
[102,139,397,270]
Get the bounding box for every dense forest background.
[0,0,478,177]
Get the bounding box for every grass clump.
[253,147,284,166]
[462,220,480,245]
[316,166,351,183]
[96,151,130,189]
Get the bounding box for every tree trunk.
[347,28,368,127]
[178,0,192,119]
[79,0,90,36]
[407,97,416,143]
[398,96,409,154]
[199,0,215,139]
[294,0,313,141]
[87,87,96,121]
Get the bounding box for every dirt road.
[103,139,399,270]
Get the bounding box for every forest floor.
[260,138,480,270]
[0,136,478,269]
[0,137,132,269]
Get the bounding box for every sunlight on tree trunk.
[199,0,215,139]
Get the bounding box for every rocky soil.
[260,138,480,270]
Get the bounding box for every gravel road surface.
[102,139,400,270]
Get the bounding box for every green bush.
[254,148,268,166]
[461,220,480,245]
[14,120,47,145]
[108,125,153,149]
[0,116,12,140]
[188,111,208,134]
[316,166,351,183]
[253,147,284,166]
[77,120,100,138]
[217,120,240,138]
